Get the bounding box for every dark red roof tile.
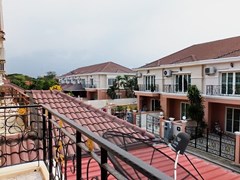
[62,61,133,77]
[26,90,155,152]
[141,36,240,68]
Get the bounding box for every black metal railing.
[0,103,172,179]
[206,85,240,96]
[0,104,43,167]
[163,84,190,93]
[85,84,97,88]
[102,131,198,180]
[146,114,160,137]
[186,126,236,161]
[138,84,159,92]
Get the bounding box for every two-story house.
[59,61,135,100]
[135,36,240,133]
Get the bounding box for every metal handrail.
[41,104,172,179]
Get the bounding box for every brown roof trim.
[61,61,134,76]
[140,36,240,68]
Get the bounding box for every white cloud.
[3,0,240,76]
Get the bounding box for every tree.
[187,85,205,129]
[7,72,59,90]
[122,75,138,98]
[107,85,117,99]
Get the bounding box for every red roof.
[141,36,240,68]
[0,133,43,167]
[27,90,154,151]
[62,61,134,76]
[66,145,240,180]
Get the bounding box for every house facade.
[135,36,240,133]
[59,61,135,100]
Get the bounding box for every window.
[226,107,240,133]
[144,76,155,91]
[108,78,115,87]
[90,78,94,85]
[175,74,191,93]
[181,102,190,119]
[151,99,160,111]
[221,72,240,95]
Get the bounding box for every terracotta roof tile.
[62,61,133,77]
[141,36,240,68]
[27,90,155,150]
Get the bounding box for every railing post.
[139,112,142,128]
[219,131,222,156]
[42,108,46,163]
[101,147,108,180]
[48,112,53,179]
[152,117,154,134]
[195,127,197,148]
[76,131,82,180]
[234,132,240,164]
[206,128,209,152]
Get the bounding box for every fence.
[146,114,160,137]
[186,126,235,161]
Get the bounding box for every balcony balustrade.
[138,84,159,92]
[206,85,240,96]
[163,84,190,94]
[85,84,97,88]
[0,103,171,179]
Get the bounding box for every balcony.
[85,84,97,88]
[138,84,159,92]
[0,99,173,179]
[206,85,240,96]
[163,84,190,94]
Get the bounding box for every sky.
[3,0,240,77]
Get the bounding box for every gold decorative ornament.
[86,138,94,152]
[18,108,27,115]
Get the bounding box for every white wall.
[84,98,137,109]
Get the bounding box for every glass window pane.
[226,108,233,132]
[234,109,240,132]
[222,73,226,94]
[228,73,233,94]
[236,73,240,94]
[179,75,182,92]
[175,75,179,92]
[183,75,188,92]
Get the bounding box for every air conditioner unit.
[205,67,216,75]
[163,70,172,77]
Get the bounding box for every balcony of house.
[135,84,160,98]
[0,96,172,179]
[163,84,190,94]
[206,85,240,96]
[138,84,159,92]
[85,84,97,89]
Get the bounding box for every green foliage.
[107,85,117,99]
[187,85,205,128]
[7,71,59,90]
[107,75,138,99]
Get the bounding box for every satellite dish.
[171,132,190,155]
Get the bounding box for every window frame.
[225,107,240,133]
[180,102,190,119]
[175,74,191,93]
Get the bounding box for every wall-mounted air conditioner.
[205,67,216,75]
[163,70,172,77]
